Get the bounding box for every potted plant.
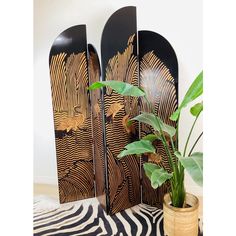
[89,71,203,236]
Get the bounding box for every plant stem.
[173,111,182,186]
[143,95,185,207]
[170,136,176,153]
[170,136,179,172]
[188,131,203,156]
[175,113,185,207]
[143,96,180,185]
[144,96,175,171]
[183,115,199,157]
[175,113,180,148]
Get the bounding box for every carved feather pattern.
[103,35,141,214]
[49,52,94,203]
[88,48,107,208]
[140,51,178,207]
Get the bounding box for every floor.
[34,184,203,235]
[34,183,203,216]
[34,184,59,199]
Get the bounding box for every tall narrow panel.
[49,25,94,203]
[101,6,141,214]
[87,44,108,211]
[138,30,178,208]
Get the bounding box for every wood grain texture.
[49,26,94,203]
[140,52,177,208]
[138,31,178,208]
[101,6,141,214]
[103,36,141,214]
[88,44,107,210]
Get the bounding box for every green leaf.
[88,81,145,97]
[142,134,160,142]
[151,168,173,189]
[132,112,159,130]
[174,151,182,159]
[143,163,172,188]
[162,123,176,138]
[117,140,155,158]
[178,152,203,186]
[190,102,203,117]
[170,71,203,121]
[143,162,159,179]
[132,112,176,137]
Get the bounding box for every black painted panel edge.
[49,25,87,64]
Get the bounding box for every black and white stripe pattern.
[34,196,164,236]
[34,196,202,236]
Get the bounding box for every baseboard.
[34,176,58,185]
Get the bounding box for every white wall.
[34,0,202,195]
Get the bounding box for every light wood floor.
[34,183,59,199]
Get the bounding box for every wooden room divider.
[48,6,178,215]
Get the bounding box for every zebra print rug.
[34,196,202,235]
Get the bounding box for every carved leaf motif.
[106,102,124,121]
[122,114,136,134]
[147,153,162,164]
[57,114,85,132]
[94,103,100,116]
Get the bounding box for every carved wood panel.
[49,25,94,203]
[138,30,178,208]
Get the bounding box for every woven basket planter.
[163,193,199,236]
